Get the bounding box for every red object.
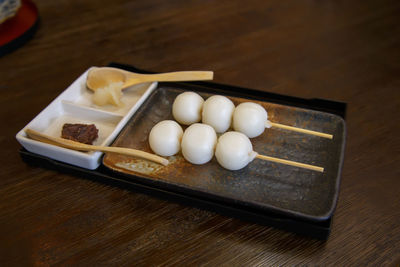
[0,0,38,54]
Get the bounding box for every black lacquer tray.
[20,62,347,240]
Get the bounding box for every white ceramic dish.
[16,67,157,170]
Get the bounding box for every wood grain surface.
[1,0,400,265]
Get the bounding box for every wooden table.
[1,0,399,265]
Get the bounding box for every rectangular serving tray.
[103,83,345,222]
[18,63,347,239]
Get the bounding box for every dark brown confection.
[61,123,99,144]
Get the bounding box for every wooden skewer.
[25,129,169,166]
[255,153,324,172]
[268,122,333,139]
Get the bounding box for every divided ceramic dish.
[16,68,157,169]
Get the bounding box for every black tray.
[19,62,347,240]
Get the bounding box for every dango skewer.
[147,121,323,172]
[172,92,333,139]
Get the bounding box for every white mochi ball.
[202,95,235,133]
[233,102,270,138]
[172,92,204,125]
[215,131,258,170]
[149,120,183,156]
[181,123,217,165]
